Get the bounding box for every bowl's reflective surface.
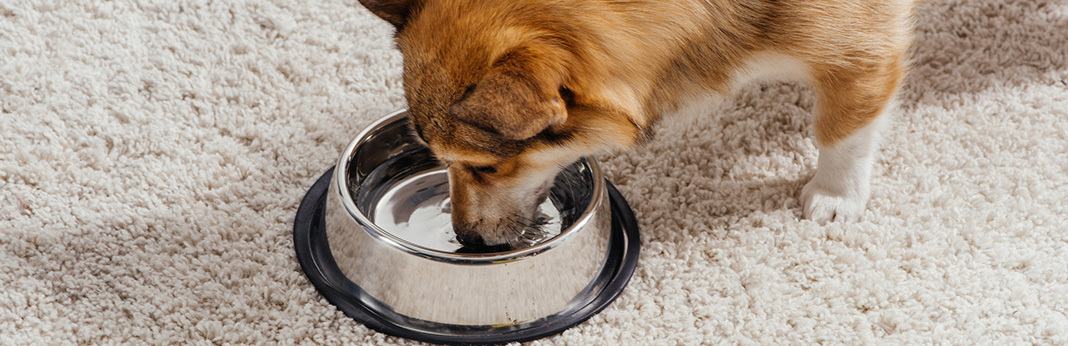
[322,110,614,327]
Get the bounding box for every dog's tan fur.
[359,0,918,247]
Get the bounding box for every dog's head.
[360,0,644,248]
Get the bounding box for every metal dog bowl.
[294,110,639,345]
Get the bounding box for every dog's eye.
[470,165,497,175]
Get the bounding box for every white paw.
[801,180,868,224]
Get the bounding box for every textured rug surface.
[2,0,1067,345]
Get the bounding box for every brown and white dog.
[358,0,919,248]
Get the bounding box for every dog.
[357,0,918,248]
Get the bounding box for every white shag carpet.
[2,0,1067,345]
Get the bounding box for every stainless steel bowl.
[294,110,639,344]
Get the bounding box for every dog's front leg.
[802,116,886,223]
[801,60,903,223]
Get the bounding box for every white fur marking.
[802,110,889,223]
[667,51,812,122]
[730,51,813,91]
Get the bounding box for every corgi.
[357,0,918,248]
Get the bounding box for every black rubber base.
[294,167,640,345]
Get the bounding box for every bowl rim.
[333,109,606,264]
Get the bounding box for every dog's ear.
[450,50,568,141]
[358,0,419,29]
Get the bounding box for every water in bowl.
[371,169,561,252]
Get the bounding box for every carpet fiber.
[2,0,1067,344]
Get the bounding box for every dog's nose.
[454,232,512,253]
[455,232,487,248]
